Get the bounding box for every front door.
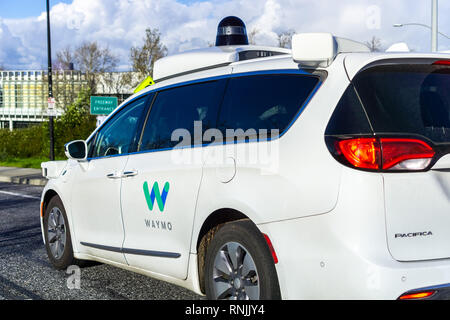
[121,79,227,279]
[71,96,149,263]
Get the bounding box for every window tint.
[91,96,148,158]
[140,80,226,151]
[353,64,450,143]
[217,74,319,140]
[325,85,372,135]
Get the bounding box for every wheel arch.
[195,208,257,294]
[42,188,59,218]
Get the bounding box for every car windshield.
[353,63,450,144]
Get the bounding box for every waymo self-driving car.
[41,17,450,300]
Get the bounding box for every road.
[0,182,201,300]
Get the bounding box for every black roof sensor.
[215,16,249,46]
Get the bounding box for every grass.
[0,157,65,169]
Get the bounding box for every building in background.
[0,70,137,130]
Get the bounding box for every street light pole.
[393,23,450,40]
[431,0,438,52]
[46,0,55,161]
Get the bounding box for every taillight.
[333,137,435,172]
[338,138,380,170]
[433,60,450,66]
[380,138,435,170]
[399,290,436,300]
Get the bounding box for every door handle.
[106,172,122,179]
[122,170,138,178]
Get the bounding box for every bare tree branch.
[365,36,383,52]
[248,28,259,45]
[130,28,168,82]
[54,46,74,70]
[71,42,119,93]
[277,29,296,49]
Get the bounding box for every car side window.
[91,96,149,158]
[139,80,226,152]
[217,74,320,140]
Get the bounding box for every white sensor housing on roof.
[386,42,410,52]
[292,33,370,68]
[292,33,337,67]
[153,45,290,82]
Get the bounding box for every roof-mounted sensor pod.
[215,16,249,46]
[291,33,370,68]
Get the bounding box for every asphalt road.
[0,182,201,300]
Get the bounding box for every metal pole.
[46,0,55,161]
[431,0,438,52]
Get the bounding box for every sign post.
[46,0,55,161]
[47,97,57,116]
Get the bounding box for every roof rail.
[153,45,290,82]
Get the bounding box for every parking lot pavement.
[0,182,202,300]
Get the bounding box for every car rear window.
[217,74,320,141]
[325,84,373,136]
[352,63,450,143]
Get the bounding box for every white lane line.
[0,190,40,200]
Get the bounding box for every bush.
[0,89,97,162]
[0,125,46,160]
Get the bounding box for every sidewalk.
[0,167,47,186]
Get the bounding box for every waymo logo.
[143,181,170,212]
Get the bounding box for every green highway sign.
[90,96,118,115]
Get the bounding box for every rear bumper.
[259,214,450,300]
[257,168,450,299]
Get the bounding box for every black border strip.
[80,242,181,259]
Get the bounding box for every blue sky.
[0,0,73,19]
[0,0,200,18]
[0,0,448,70]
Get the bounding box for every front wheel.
[204,220,281,300]
[43,195,80,270]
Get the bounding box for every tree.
[248,28,259,45]
[53,42,119,109]
[98,71,134,96]
[365,36,383,52]
[74,41,119,93]
[130,28,167,82]
[54,46,74,71]
[277,29,295,49]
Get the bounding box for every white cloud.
[0,0,449,70]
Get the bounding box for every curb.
[0,167,48,187]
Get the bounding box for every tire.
[204,219,281,300]
[43,195,81,270]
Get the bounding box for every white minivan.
[41,30,450,300]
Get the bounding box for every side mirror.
[64,140,88,161]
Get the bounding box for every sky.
[0,0,449,70]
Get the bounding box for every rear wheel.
[44,196,81,270]
[204,220,281,300]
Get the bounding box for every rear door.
[348,59,450,261]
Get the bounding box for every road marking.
[0,190,40,200]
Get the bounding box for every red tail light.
[380,138,435,170]
[399,290,436,300]
[433,60,450,66]
[338,138,380,170]
[336,137,435,171]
